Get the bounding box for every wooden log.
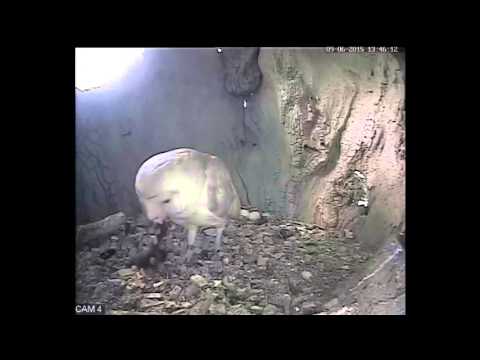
[76,212,126,248]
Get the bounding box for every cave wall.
[76,49,251,223]
[76,48,405,253]
[249,48,405,251]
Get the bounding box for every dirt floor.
[75,212,404,315]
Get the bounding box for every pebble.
[190,297,214,315]
[145,293,162,299]
[184,283,201,298]
[190,275,208,288]
[262,304,278,315]
[240,209,250,218]
[243,255,256,264]
[169,285,183,298]
[249,211,261,221]
[203,228,217,237]
[107,278,123,285]
[257,256,268,267]
[229,305,251,315]
[324,298,339,309]
[250,306,263,314]
[243,228,255,237]
[302,302,317,313]
[128,248,138,258]
[209,303,226,315]
[140,299,162,309]
[301,271,313,281]
[118,268,135,277]
[153,281,164,288]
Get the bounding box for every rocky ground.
[75,211,403,315]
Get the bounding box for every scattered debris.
[190,275,208,288]
[301,271,313,281]
[76,215,372,315]
[145,293,162,299]
[117,268,135,278]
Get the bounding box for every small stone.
[184,283,201,298]
[140,299,163,309]
[99,248,116,260]
[240,209,250,218]
[223,257,230,265]
[190,275,208,288]
[213,280,222,287]
[145,293,162,299]
[257,256,268,267]
[222,275,235,289]
[254,217,268,225]
[250,306,263,314]
[203,228,217,237]
[242,228,255,237]
[169,285,182,298]
[301,271,313,281]
[341,265,350,270]
[262,304,278,315]
[279,228,295,239]
[235,287,250,300]
[128,247,138,258]
[110,235,119,241]
[324,298,339,310]
[288,277,301,295]
[153,281,164,288]
[302,302,317,314]
[107,278,123,285]
[190,296,214,315]
[118,268,135,277]
[249,211,261,221]
[229,305,251,315]
[243,255,256,264]
[209,303,226,315]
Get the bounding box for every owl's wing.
[205,158,236,218]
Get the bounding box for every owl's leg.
[215,225,225,252]
[184,225,198,263]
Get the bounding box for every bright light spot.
[217,48,223,53]
[243,99,247,109]
[75,48,145,91]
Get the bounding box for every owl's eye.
[162,199,171,204]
